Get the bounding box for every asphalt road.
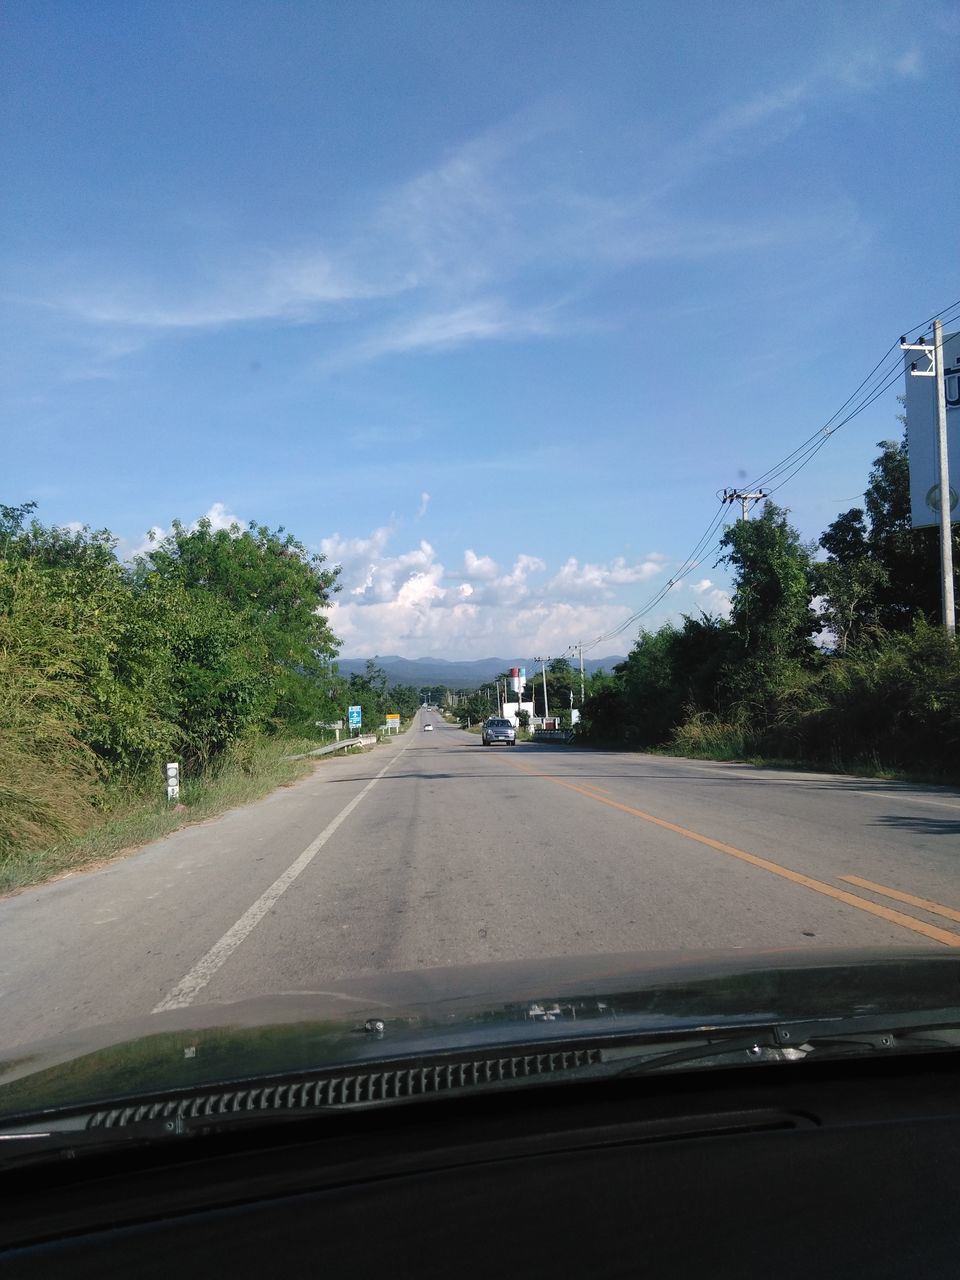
[3,711,960,1049]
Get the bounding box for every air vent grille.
[87,1047,602,1129]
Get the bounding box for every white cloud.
[462,549,499,580]
[203,501,244,532]
[397,569,445,608]
[483,553,547,605]
[681,577,731,616]
[417,491,431,518]
[704,588,732,618]
[319,525,395,591]
[318,524,678,657]
[548,554,667,598]
[116,502,245,561]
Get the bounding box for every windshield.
[1,2,959,1115]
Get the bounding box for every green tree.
[716,502,818,720]
[719,503,816,659]
[457,690,490,726]
[582,614,731,747]
[140,517,340,725]
[141,517,338,654]
[821,434,958,633]
[387,684,421,718]
[814,557,887,656]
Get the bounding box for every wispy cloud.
[348,424,426,450]
[322,298,561,369]
[50,249,394,331]
[697,45,922,149]
[12,39,921,371]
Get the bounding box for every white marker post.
[166,762,180,803]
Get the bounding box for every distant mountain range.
[334,655,627,689]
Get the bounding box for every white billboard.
[904,330,960,528]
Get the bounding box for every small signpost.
[348,705,362,734]
[385,713,400,734]
[165,762,180,802]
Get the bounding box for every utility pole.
[535,657,550,721]
[721,488,768,520]
[901,322,956,637]
[578,642,585,707]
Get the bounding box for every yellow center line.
[505,760,960,949]
[840,876,960,925]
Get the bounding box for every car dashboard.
[3,1049,960,1278]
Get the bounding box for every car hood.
[2,947,959,1118]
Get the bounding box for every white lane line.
[153,741,410,1013]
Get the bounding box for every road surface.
[3,712,960,1049]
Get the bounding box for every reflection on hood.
[2,947,958,1117]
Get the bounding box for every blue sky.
[3,1,958,658]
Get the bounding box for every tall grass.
[668,711,756,762]
[0,735,321,896]
[0,609,102,860]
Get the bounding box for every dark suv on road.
[482,717,516,746]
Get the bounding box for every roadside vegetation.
[580,427,960,782]
[0,505,434,888]
[0,735,322,896]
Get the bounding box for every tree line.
[581,429,960,779]
[0,506,427,856]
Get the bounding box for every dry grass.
[0,736,321,896]
[0,648,102,860]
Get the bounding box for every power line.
[584,502,732,652]
[576,297,960,658]
[743,300,960,495]
[746,353,904,491]
[761,362,907,498]
[905,297,960,336]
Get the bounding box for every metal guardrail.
[285,734,378,761]
[532,729,576,743]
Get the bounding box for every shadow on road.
[309,741,960,805]
[871,813,960,838]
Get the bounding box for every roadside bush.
[774,622,960,776]
[0,564,101,856]
[669,711,756,761]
